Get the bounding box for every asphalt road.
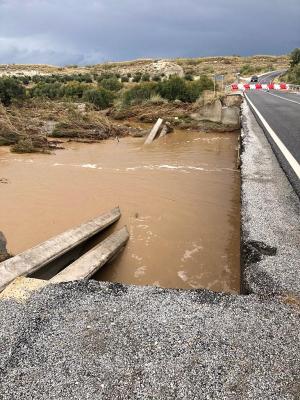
[257,70,286,84]
[245,90,300,196]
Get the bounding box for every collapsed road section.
[0,96,299,399]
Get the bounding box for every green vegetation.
[100,77,123,92]
[119,75,214,107]
[83,88,115,109]
[0,77,25,106]
[132,73,142,83]
[0,72,214,111]
[157,76,213,103]
[290,48,300,68]
[283,48,300,85]
[121,82,158,106]
[141,73,150,82]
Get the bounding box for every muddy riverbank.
[0,128,240,292]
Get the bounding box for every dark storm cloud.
[0,0,299,65]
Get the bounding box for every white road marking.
[245,93,300,179]
[266,91,300,105]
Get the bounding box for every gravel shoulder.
[0,280,299,400]
[241,100,300,296]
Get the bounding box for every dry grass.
[0,99,129,152]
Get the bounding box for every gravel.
[0,280,299,400]
[241,101,300,296]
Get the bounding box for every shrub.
[184,74,194,81]
[286,64,300,84]
[30,82,62,99]
[152,75,161,82]
[61,81,90,98]
[121,82,158,106]
[141,73,150,82]
[121,76,129,82]
[11,138,35,153]
[290,48,300,67]
[132,73,142,83]
[197,74,214,91]
[0,77,25,106]
[83,88,114,109]
[100,77,123,92]
[97,73,116,82]
[157,75,214,103]
[239,64,255,75]
[157,76,189,102]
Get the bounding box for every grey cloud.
[0,0,299,65]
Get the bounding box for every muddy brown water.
[0,129,240,292]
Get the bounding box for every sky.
[0,0,299,66]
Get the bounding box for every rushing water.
[0,129,240,292]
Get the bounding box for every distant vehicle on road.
[250,75,259,83]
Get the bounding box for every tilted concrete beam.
[0,207,121,292]
[50,226,129,283]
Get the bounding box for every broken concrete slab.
[221,106,240,127]
[190,99,222,123]
[222,93,243,107]
[0,207,121,292]
[144,118,164,144]
[50,227,129,283]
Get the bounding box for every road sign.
[215,74,224,81]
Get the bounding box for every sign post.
[214,74,225,94]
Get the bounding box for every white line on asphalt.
[266,91,300,105]
[245,93,300,179]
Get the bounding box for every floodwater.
[0,129,240,292]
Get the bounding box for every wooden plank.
[0,207,121,292]
[144,118,164,144]
[50,227,129,283]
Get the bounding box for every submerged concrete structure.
[0,207,121,292]
[51,227,129,283]
[144,118,164,144]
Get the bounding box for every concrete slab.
[0,207,121,292]
[144,118,164,144]
[50,227,129,283]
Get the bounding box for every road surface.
[245,89,300,196]
[257,70,286,84]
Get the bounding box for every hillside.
[0,55,289,84]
